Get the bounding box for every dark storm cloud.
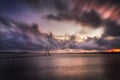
[8,0,120,9]
[19,0,68,12]
[76,10,102,27]
[0,16,120,51]
[53,0,67,11]
[0,16,60,50]
[67,36,120,50]
[103,20,120,37]
[46,13,78,21]
[98,0,120,5]
[60,36,120,50]
[14,22,41,36]
[45,0,120,38]
[0,16,11,26]
[0,16,106,51]
[0,0,120,51]
[110,37,120,48]
[46,10,102,28]
[96,37,120,49]
[0,16,41,36]
[60,37,106,50]
[44,0,120,31]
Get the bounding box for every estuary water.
[0,53,120,80]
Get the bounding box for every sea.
[0,53,120,80]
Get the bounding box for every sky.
[0,0,120,52]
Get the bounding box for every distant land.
[0,51,120,54]
[0,51,120,60]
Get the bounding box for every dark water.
[0,53,120,80]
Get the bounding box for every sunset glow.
[107,49,120,52]
[0,0,120,51]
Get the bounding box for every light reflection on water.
[50,57,102,76]
[0,54,120,80]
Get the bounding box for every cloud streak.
[0,16,60,50]
[44,0,120,39]
[0,0,120,51]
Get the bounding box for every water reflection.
[0,54,120,80]
[51,57,102,77]
[103,54,120,80]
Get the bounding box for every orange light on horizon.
[107,49,120,52]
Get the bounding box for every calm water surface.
[0,53,120,80]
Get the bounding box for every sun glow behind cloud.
[0,0,120,51]
[46,21,105,42]
[75,26,104,39]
